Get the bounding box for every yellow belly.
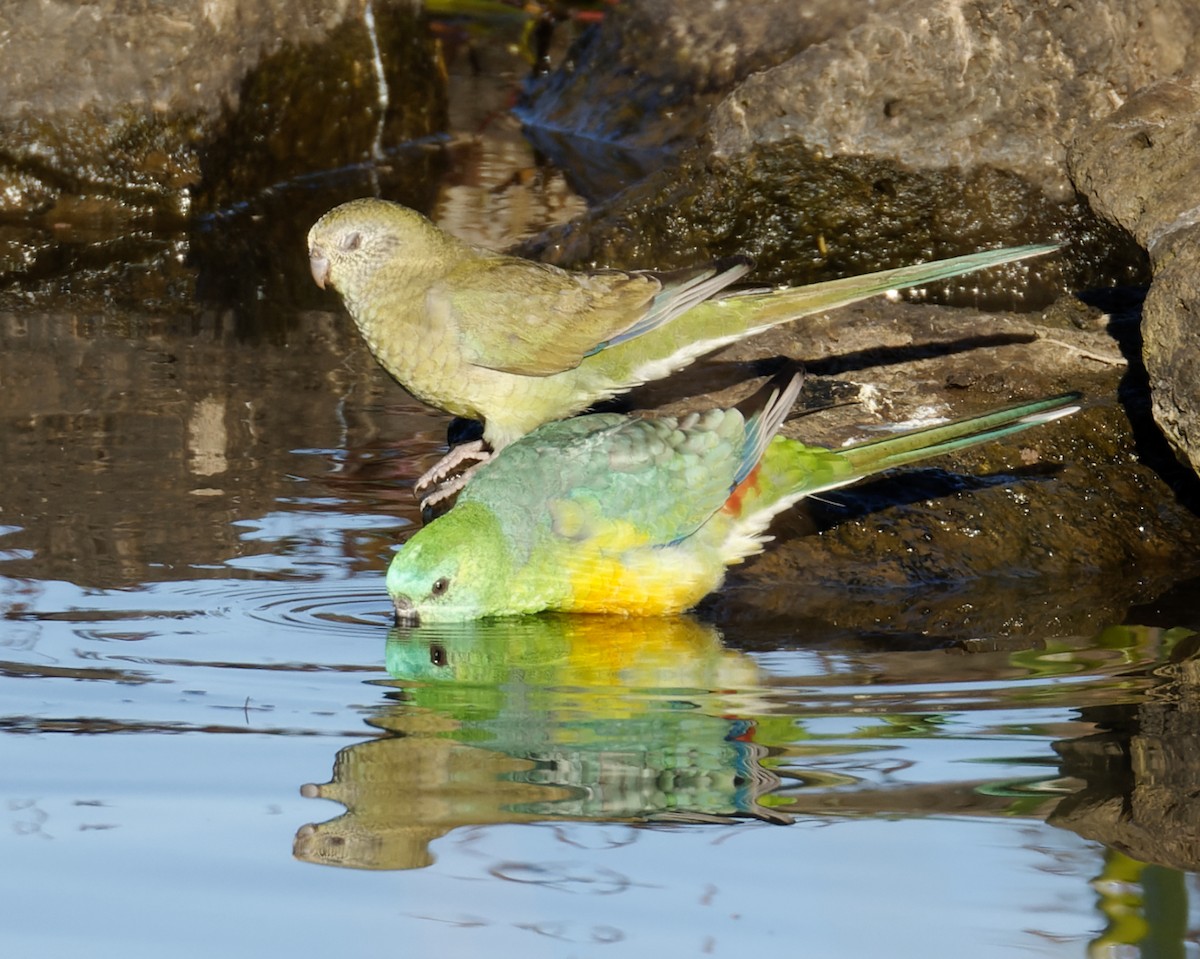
[562,546,723,616]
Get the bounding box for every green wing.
[432,255,752,378]
[431,256,661,377]
[464,410,750,547]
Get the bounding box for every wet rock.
[518,0,901,198]
[519,0,1186,289]
[0,0,446,226]
[522,143,1146,301]
[0,0,451,312]
[1068,77,1200,479]
[707,0,1199,202]
[524,0,1200,200]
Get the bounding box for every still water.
[4,8,1200,959]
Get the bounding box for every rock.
[707,0,1200,202]
[705,296,1200,633]
[1069,77,1200,478]
[1068,78,1200,247]
[519,0,1174,292]
[518,0,903,197]
[523,0,1200,200]
[0,0,449,312]
[521,143,1146,301]
[0,0,446,219]
[519,0,1200,627]
[1141,232,1200,478]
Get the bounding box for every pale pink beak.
[309,245,330,289]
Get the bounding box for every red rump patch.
[722,463,762,516]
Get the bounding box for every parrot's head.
[307,198,452,298]
[386,502,514,624]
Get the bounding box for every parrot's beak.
[392,594,420,626]
[309,245,330,290]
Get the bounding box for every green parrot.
[386,376,1081,622]
[307,198,1058,493]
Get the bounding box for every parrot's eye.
[339,231,362,253]
[429,643,448,668]
[431,577,450,597]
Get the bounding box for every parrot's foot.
[417,464,484,517]
[414,440,492,503]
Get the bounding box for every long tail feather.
[832,391,1081,480]
[719,391,1081,562]
[729,244,1060,328]
[617,243,1059,385]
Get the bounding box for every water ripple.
[142,578,393,636]
[243,586,393,635]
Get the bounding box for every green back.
[460,408,752,553]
